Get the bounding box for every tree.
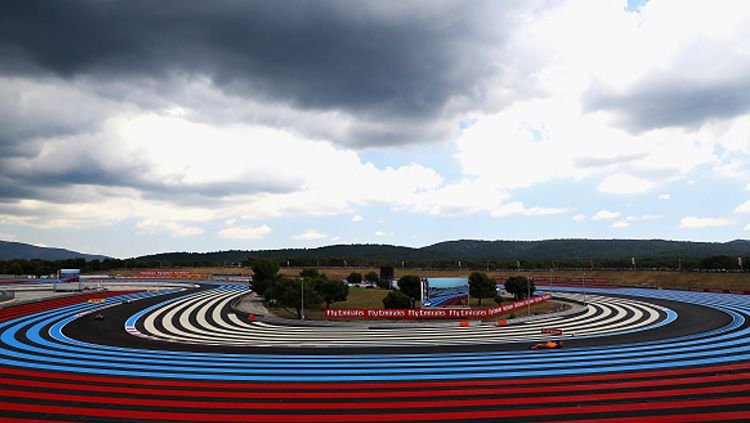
[251,259,280,296]
[364,271,380,285]
[315,278,350,308]
[468,272,496,306]
[7,261,23,275]
[265,277,322,319]
[300,268,321,279]
[504,276,535,300]
[397,275,421,308]
[346,272,363,285]
[383,290,412,309]
[700,255,736,270]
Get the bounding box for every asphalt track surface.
[105,287,679,348]
[1,280,749,422]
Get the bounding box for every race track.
[1,280,749,422]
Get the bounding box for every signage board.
[326,294,552,319]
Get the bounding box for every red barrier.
[325,294,552,319]
[688,287,750,295]
[496,276,611,284]
[139,271,192,277]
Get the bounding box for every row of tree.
[250,260,350,319]
[468,272,535,304]
[241,256,748,271]
[1,255,745,276]
[345,271,380,286]
[378,272,537,310]
[253,267,536,314]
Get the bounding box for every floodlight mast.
[527,278,531,316]
[301,279,305,320]
[582,272,587,306]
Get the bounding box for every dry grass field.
[111,266,750,291]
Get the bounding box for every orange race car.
[530,340,564,350]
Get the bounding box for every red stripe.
[1,396,749,422]
[557,410,750,423]
[2,383,749,410]
[3,370,749,399]
[0,291,139,322]
[1,419,74,423]
[4,362,750,391]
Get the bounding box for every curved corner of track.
[2,279,749,422]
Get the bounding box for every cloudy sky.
[1,0,749,258]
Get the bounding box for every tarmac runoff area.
[62,285,732,354]
[3,281,750,422]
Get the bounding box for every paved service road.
[1,280,749,421]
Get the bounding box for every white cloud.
[453,0,746,200]
[679,216,735,229]
[491,201,568,218]
[4,1,750,250]
[639,214,663,221]
[351,214,364,222]
[617,214,663,226]
[598,173,655,194]
[524,206,570,216]
[591,210,622,221]
[218,224,271,240]
[373,230,394,237]
[0,108,453,228]
[404,178,510,216]
[745,223,750,231]
[291,229,327,240]
[136,219,205,237]
[734,200,750,214]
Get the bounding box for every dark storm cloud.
[584,74,750,133]
[0,0,555,207]
[0,144,303,203]
[0,164,302,203]
[0,0,538,146]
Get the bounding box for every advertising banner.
[58,269,80,283]
[421,277,469,307]
[138,271,192,278]
[504,276,610,284]
[689,287,750,295]
[325,294,552,319]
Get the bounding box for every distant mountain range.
[421,239,750,260]
[0,240,109,261]
[3,238,749,264]
[137,239,750,263]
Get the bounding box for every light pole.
[582,272,587,306]
[527,278,531,316]
[301,279,305,320]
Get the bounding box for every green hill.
[0,240,108,261]
[135,239,750,265]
